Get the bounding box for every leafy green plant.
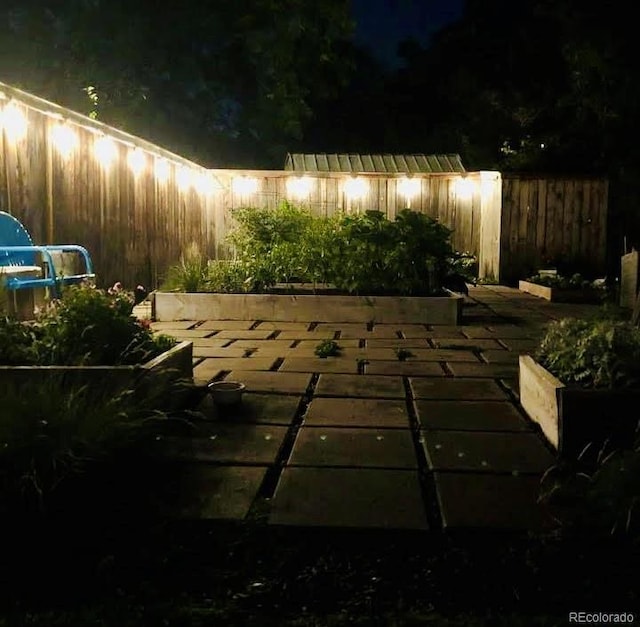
[535,317,640,388]
[0,281,176,366]
[525,272,593,289]
[314,339,341,358]
[161,242,209,292]
[0,375,191,517]
[394,347,414,361]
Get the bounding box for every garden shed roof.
[284,153,465,174]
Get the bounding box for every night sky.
[351,0,465,68]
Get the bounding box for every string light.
[154,158,170,182]
[398,177,421,199]
[232,176,259,196]
[50,123,78,159]
[94,135,118,168]
[454,177,474,201]
[176,166,192,191]
[127,147,146,176]
[344,177,368,200]
[286,176,313,199]
[0,101,28,142]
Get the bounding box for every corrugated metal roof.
[284,153,465,173]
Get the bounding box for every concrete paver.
[198,320,257,331]
[431,338,505,350]
[278,357,360,374]
[304,398,410,428]
[225,370,312,395]
[269,467,428,529]
[193,357,278,383]
[415,400,531,431]
[410,377,509,400]
[214,330,276,340]
[422,430,555,473]
[198,393,301,425]
[288,427,417,468]
[315,374,406,398]
[365,361,446,376]
[153,424,289,464]
[444,362,519,378]
[192,347,250,359]
[166,464,267,520]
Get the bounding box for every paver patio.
[144,285,605,532]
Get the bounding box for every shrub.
[161,242,209,292]
[535,317,640,388]
[0,281,176,366]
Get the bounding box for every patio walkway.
[141,285,605,533]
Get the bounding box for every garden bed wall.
[154,292,463,325]
[518,280,601,303]
[0,340,193,394]
[620,250,639,308]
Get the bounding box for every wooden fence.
[0,82,609,290]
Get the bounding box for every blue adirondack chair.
[0,211,95,298]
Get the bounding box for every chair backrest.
[0,211,36,266]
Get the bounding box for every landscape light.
[176,166,192,191]
[127,148,146,176]
[454,177,474,201]
[154,158,170,183]
[232,176,259,196]
[50,123,78,159]
[0,102,28,142]
[398,177,421,199]
[94,135,118,168]
[286,176,313,199]
[344,177,368,200]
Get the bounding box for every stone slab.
[288,427,417,468]
[269,467,428,529]
[410,377,509,400]
[422,430,555,473]
[415,400,531,431]
[188,338,235,348]
[277,330,337,340]
[255,321,313,331]
[315,374,406,398]
[478,350,521,364]
[193,357,277,383]
[198,320,257,331]
[153,424,289,464]
[434,472,550,530]
[496,338,540,352]
[197,393,301,425]
[463,326,532,339]
[314,323,369,332]
[231,339,296,350]
[214,330,276,340]
[363,339,430,348]
[423,326,467,337]
[278,357,360,374]
[445,362,519,378]
[151,321,198,331]
[225,370,312,395]
[304,398,410,428]
[365,361,446,376]
[432,338,504,350]
[295,339,361,348]
[166,464,267,520]
[192,347,250,358]
[164,329,216,339]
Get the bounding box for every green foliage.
[394,347,414,361]
[0,376,186,517]
[0,281,176,366]
[539,441,640,540]
[314,339,341,358]
[161,242,209,292]
[535,317,640,388]
[525,272,593,289]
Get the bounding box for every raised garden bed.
[519,354,640,460]
[620,250,640,308]
[153,289,463,324]
[518,279,602,303]
[0,340,193,394]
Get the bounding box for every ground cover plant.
[162,203,475,296]
[0,281,175,366]
[524,272,595,289]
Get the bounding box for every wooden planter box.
[519,355,640,461]
[0,341,194,396]
[518,280,601,303]
[620,250,640,309]
[153,291,464,325]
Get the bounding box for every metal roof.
[284,153,465,174]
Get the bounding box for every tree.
[0,0,355,167]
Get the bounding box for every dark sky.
[351,0,465,68]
